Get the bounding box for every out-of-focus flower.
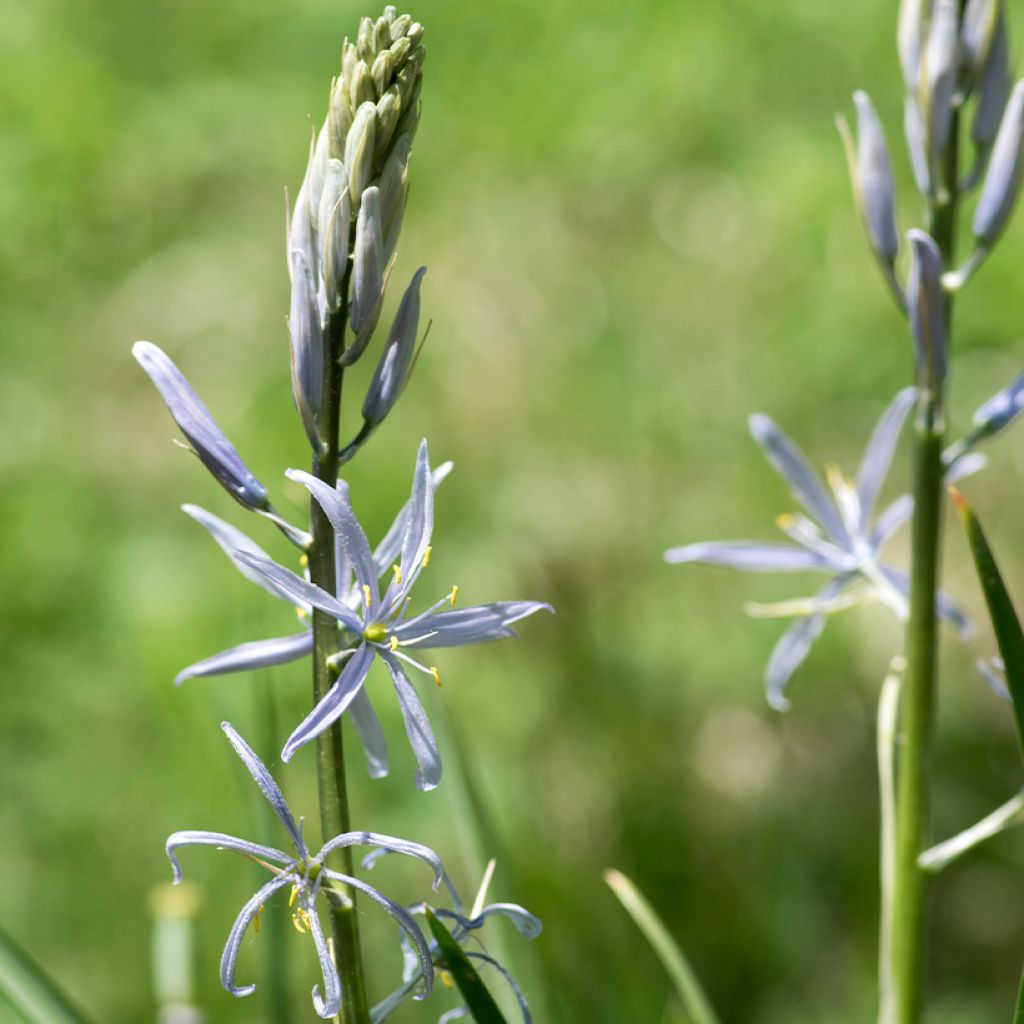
[166,723,448,1019]
[665,390,970,709]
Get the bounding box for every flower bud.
[973,80,1024,246]
[341,39,358,83]
[906,230,947,390]
[351,186,385,338]
[328,77,353,159]
[923,0,960,167]
[973,12,1010,146]
[287,249,325,451]
[378,133,411,229]
[898,0,926,91]
[375,85,403,160]
[362,267,427,426]
[847,91,900,261]
[389,36,412,67]
[371,49,394,96]
[307,123,330,221]
[390,13,412,40]
[971,369,1024,441]
[317,158,351,313]
[345,101,377,204]
[962,0,1001,81]
[356,16,375,63]
[132,341,269,509]
[373,14,391,52]
[349,59,375,109]
[904,96,931,195]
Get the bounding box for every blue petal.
[665,541,842,573]
[380,652,441,791]
[464,951,533,1024]
[133,341,268,509]
[220,874,295,997]
[348,688,389,779]
[880,566,973,637]
[856,388,915,525]
[318,831,451,898]
[396,601,554,649]
[306,885,342,1019]
[281,644,374,762]
[373,461,453,575]
[747,414,850,544]
[176,633,312,685]
[165,830,293,884]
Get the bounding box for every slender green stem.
[877,659,903,1024]
[889,102,959,1021]
[308,269,371,1023]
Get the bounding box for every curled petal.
[133,342,268,509]
[165,830,293,884]
[319,832,451,901]
[222,723,306,853]
[221,874,296,998]
[665,541,842,573]
[748,414,850,544]
[176,632,312,685]
[306,886,342,1019]
[381,652,441,790]
[287,469,378,603]
[282,644,374,762]
[397,602,554,649]
[234,551,364,633]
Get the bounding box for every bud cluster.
[287,6,427,454]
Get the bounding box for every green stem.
[889,104,959,1022]
[309,271,371,1023]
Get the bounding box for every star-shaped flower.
[166,722,451,1020]
[176,440,552,788]
[665,389,971,708]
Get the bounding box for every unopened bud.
[317,159,351,312]
[349,60,375,109]
[390,36,412,67]
[371,49,395,98]
[898,0,926,91]
[973,13,1010,147]
[374,15,391,51]
[357,16,375,62]
[923,0,960,169]
[345,101,377,203]
[904,96,931,195]
[391,13,412,40]
[288,249,325,451]
[362,267,427,426]
[906,230,947,391]
[375,87,403,161]
[845,92,900,261]
[971,369,1024,441]
[973,80,1024,246]
[351,186,385,337]
[962,0,1001,80]
[328,78,353,158]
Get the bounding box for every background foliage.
[3,0,1024,1020]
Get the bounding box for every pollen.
[362,584,372,608]
[295,606,308,622]
[449,585,459,606]
[440,969,454,989]
[363,622,387,643]
[392,564,403,586]
[299,554,309,568]
[430,666,442,687]
[291,908,311,934]
[776,514,795,529]
[422,545,432,567]
[825,462,847,491]
[389,635,399,651]
[253,905,264,933]
[289,885,300,908]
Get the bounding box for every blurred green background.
[3,0,1024,1020]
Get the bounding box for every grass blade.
[952,488,1024,754]
[0,925,93,1024]
[425,907,509,1024]
[604,869,720,1024]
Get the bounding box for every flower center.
[363,622,387,643]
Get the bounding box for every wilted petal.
[324,870,434,996]
[748,414,850,544]
[165,830,293,884]
[349,687,389,778]
[282,644,374,762]
[974,80,1024,245]
[176,633,312,684]
[287,469,377,603]
[856,388,916,523]
[235,551,364,633]
[181,504,300,606]
[396,602,554,648]
[907,230,947,390]
[319,831,448,895]
[221,874,295,998]
[362,269,426,427]
[665,540,842,573]
[133,342,268,509]
[380,652,441,790]
[852,91,900,261]
[373,460,453,574]
[306,888,342,1019]
[764,575,854,710]
[222,723,305,851]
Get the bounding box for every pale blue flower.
[166,722,450,1020]
[665,390,970,709]
[177,441,552,787]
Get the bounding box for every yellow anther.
[363,622,387,643]
[291,907,312,934]
[422,545,432,567]
[775,514,795,529]
[430,666,442,688]
[299,554,309,568]
[449,585,459,606]
[389,635,399,651]
[292,913,306,934]
[391,564,403,586]
[253,906,264,933]
[289,885,299,907]
[825,462,846,491]
[295,606,308,623]
[362,584,372,608]
[440,969,454,990]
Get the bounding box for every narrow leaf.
[425,907,509,1024]
[0,926,93,1024]
[952,489,1024,755]
[1016,962,1024,1024]
[604,870,720,1024]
